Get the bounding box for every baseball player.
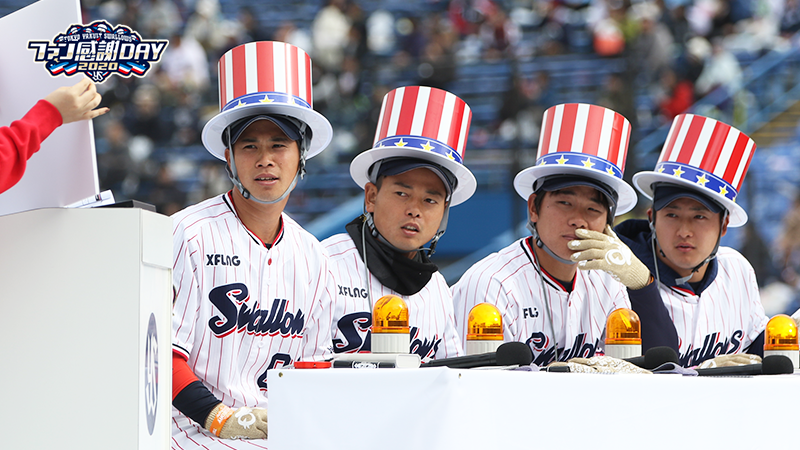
[323,86,475,361]
[605,113,768,367]
[452,104,674,367]
[170,42,335,449]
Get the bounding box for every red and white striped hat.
[633,113,756,227]
[201,41,333,160]
[513,103,637,215]
[350,86,476,206]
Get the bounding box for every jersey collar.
[223,191,285,249]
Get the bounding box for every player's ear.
[720,212,730,237]
[527,193,539,223]
[646,207,654,222]
[224,148,231,165]
[365,182,378,213]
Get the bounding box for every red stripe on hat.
[582,105,604,157]
[607,112,625,167]
[660,114,687,163]
[448,95,467,151]
[722,132,752,187]
[256,42,275,93]
[539,108,555,157]
[304,52,312,103]
[231,45,247,100]
[395,86,420,136]
[734,140,755,191]
[557,104,578,152]
[675,115,705,164]
[377,89,396,141]
[218,59,226,109]
[288,45,299,97]
[421,88,446,142]
[698,120,729,171]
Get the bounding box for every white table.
[269,367,799,449]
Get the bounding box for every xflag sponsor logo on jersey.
[28,20,167,83]
[206,253,241,266]
[207,283,305,338]
[679,330,743,367]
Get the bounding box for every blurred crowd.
[76,0,798,216]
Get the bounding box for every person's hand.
[569,224,651,290]
[697,354,761,369]
[205,404,268,440]
[43,78,109,124]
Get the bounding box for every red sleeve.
[173,351,200,400]
[0,99,63,194]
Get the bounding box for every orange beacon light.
[466,303,504,355]
[764,314,798,370]
[604,308,641,359]
[371,295,410,354]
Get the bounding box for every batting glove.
[697,354,761,369]
[569,225,651,290]
[548,356,652,374]
[205,404,269,440]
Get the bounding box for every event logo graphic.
[28,20,168,83]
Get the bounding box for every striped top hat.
[201,41,333,161]
[633,113,756,227]
[350,86,476,206]
[513,103,637,215]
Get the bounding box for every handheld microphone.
[623,346,679,370]
[422,342,534,368]
[696,355,795,376]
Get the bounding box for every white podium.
[0,207,173,450]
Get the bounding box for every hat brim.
[201,102,333,161]
[350,146,476,206]
[633,171,747,227]
[513,164,637,216]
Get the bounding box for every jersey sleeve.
[0,99,62,194]
[451,267,518,349]
[432,277,464,360]
[171,221,202,359]
[628,281,679,352]
[742,258,768,352]
[299,252,335,362]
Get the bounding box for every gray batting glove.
[205,404,268,440]
[569,224,651,290]
[697,354,761,369]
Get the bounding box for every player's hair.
[532,188,613,225]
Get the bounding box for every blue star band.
[536,153,623,180]
[221,92,312,112]
[654,162,737,202]
[374,135,463,164]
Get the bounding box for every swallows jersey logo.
[207,283,305,338]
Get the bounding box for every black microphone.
[696,355,795,376]
[623,346,679,370]
[422,342,534,368]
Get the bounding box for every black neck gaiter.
[345,216,438,296]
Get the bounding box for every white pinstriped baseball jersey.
[451,236,631,367]
[322,233,463,361]
[655,247,767,366]
[171,192,334,449]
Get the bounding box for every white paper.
[0,0,99,217]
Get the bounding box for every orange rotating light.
[604,308,641,360]
[764,314,798,351]
[764,314,799,369]
[467,303,503,341]
[372,295,409,334]
[605,308,641,345]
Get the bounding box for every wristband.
[207,404,235,436]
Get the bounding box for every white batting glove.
[569,224,651,290]
[205,404,269,440]
[697,354,761,369]
[548,356,652,374]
